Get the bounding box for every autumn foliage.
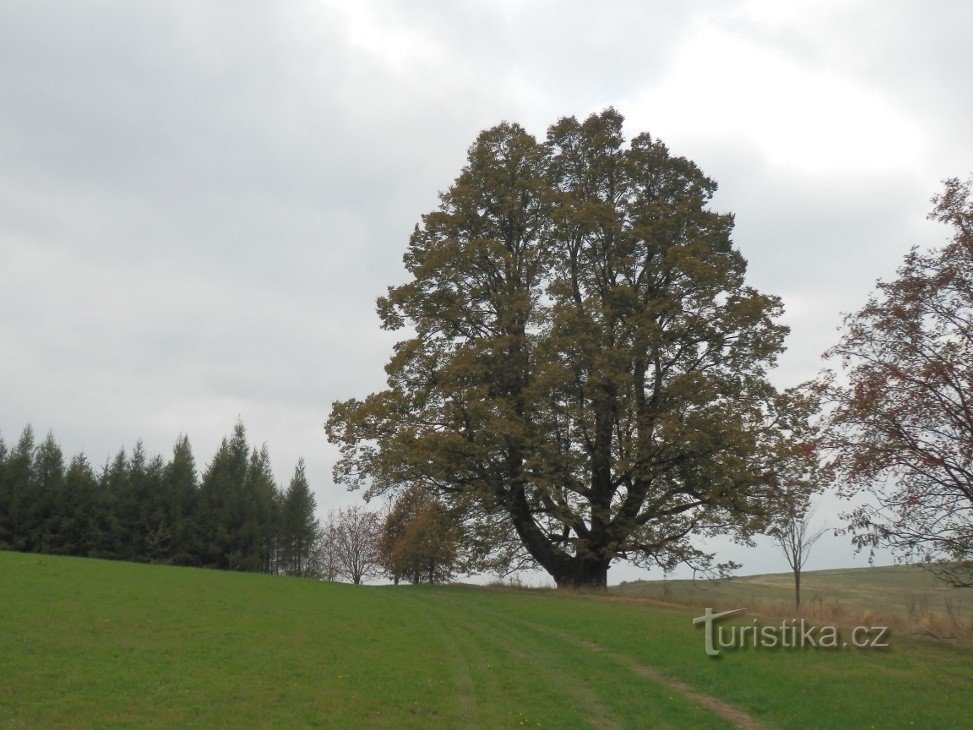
[821,178,973,586]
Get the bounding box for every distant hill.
[613,564,973,628]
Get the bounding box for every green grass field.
[2,552,972,728]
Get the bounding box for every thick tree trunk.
[552,556,611,588]
[504,482,613,589]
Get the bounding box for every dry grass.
[611,564,973,644]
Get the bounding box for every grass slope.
[2,552,972,728]
[614,564,973,625]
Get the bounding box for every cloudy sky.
[2,1,970,583]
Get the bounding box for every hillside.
[613,564,973,628]
[2,552,972,728]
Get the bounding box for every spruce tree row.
[0,421,321,576]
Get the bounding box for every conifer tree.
[281,459,319,577]
[60,454,102,556]
[115,442,156,561]
[99,449,129,559]
[163,434,199,565]
[27,432,65,553]
[141,453,170,563]
[0,433,9,548]
[0,421,312,577]
[3,426,35,551]
[198,422,251,569]
[243,444,279,573]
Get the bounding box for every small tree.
[821,177,973,587]
[314,517,342,581]
[378,494,413,585]
[333,505,382,585]
[379,486,461,584]
[770,504,826,608]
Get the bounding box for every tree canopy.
[0,421,321,578]
[379,484,461,584]
[327,109,810,587]
[822,177,973,587]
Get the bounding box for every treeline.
[0,421,320,576]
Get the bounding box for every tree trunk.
[552,556,611,588]
[794,570,801,609]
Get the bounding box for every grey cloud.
[0,0,967,583]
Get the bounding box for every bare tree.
[332,505,382,585]
[770,505,826,608]
[312,517,341,582]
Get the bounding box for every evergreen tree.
[113,442,156,561]
[242,444,279,573]
[60,454,103,556]
[140,453,169,563]
[3,426,35,551]
[0,422,309,577]
[26,432,65,553]
[99,449,129,559]
[281,459,319,577]
[0,433,9,548]
[197,421,251,569]
[162,434,199,565]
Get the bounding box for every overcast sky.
[2,1,971,584]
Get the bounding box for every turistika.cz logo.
[693,608,890,657]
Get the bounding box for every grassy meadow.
[613,564,973,639]
[2,551,972,728]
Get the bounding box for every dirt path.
[576,638,762,730]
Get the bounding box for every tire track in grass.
[419,590,731,729]
[408,590,623,729]
[576,639,762,730]
[432,589,763,730]
[393,590,478,725]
